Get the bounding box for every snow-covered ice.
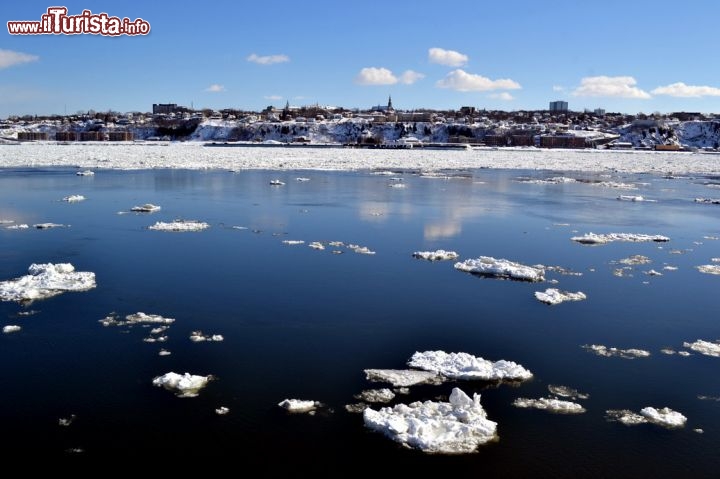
[148,219,209,231]
[694,198,720,204]
[2,325,21,333]
[278,398,321,413]
[282,240,305,245]
[512,397,586,414]
[454,256,545,282]
[412,250,459,261]
[606,407,687,428]
[617,255,652,265]
[131,203,161,212]
[682,339,720,357]
[308,241,325,250]
[189,330,224,342]
[354,388,396,403]
[407,350,533,381]
[534,288,586,305]
[363,387,498,454]
[0,263,96,302]
[582,344,650,359]
[152,372,212,398]
[548,385,589,400]
[6,224,29,230]
[364,369,444,387]
[571,233,670,244]
[696,264,720,275]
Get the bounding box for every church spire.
[387,95,393,111]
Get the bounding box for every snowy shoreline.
[1,142,719,174]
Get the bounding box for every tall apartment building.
[549,100,569,112]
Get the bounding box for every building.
[549,101,568,112]
[153,103,180,115]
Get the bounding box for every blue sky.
[2,0,720,117]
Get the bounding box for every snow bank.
[407,350,533,381]
[412,250,459,261]
[363,387,498,454]
[571,233,670,244]
[534,288,586,305]
[364,369,444,387]
[152,372,212,398]
[512,397,586,414]
[278,398,321,413]
[454,256,545,282]
[582,344,650,359]
[0,263,96,302]
[682,339,720,357]
[148,219,209,231]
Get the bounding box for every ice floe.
[33,223,67,229]
[516,176,577,185]
[512,397,586,414]
[152,372,212,398]
[62,195,86,202]
[282,240,305,245]
[354,388,396,404]
[682,339,720,357]
[131,203,161,212]
[308,241,325,250]
[606,407,687,428]
[269,179,285,186]
[412,250,459,261]
[0,263,96,302]
[364,369,444,387]
[617,195,655,202]
[660,347,691,357]
[548,385,589,400]
[363,387,498,454]
[148,219,210,231]
[2,325,21,333]
[99,312,176,327]
[454,256,545,282]
[278,398,321,413]
[617,255,652,265]
[58,415,76,426]
[534,288,587,305]
[571,233,670,244]
[6,224,29,230]
[76,170,94,176]
[694,198,720,204]
[215,406,230,415]
[158,349,172,356]
[696,264,720,275]
[407,350,533,381]
[582,344,650,359]
[189,330,224,342]
[348,244,376,255]
[295,177,310,182]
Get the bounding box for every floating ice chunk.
[33,223,66,229]
[617,195,651,202]
[617,255,651,265]
[152,372,212,398]
[645,269,662,276]
[571,233,670,244]
[354,388,396,404]
[62,195,86,202]
[215,406,230,415]
[407,350,533,381]
[158,349,172,356]
[189,330,224,342]
[454,256,545,282]
[149,219,209,232]
[295,177,310,182]
[512,397,586,414]
[534,288,586,305]
[363,387,498,454]
[0,219,14,224]
[364,369,444,387]
[640,407,687,428]
[605,409,647,426]
[348,244,376,255]
[582,344,650,359]
[517,176,577,185]
[698,395,720,402]
[663,265,678,271]
[278,398,321,413]
[131,203,161,213]
[548,385,589,400]
[412,250,459,261]
[282,240,305,245]
[713,258,720,262]
[694,198,720,204]
[308,242,325,250]
[595,181,637,189]
[58,415,76,426]
[127,312,175,325]
[6,224,29,230]
[682,339,720,357]
[696,264,720,275]
[143,335,167,343]
[76,170,94,176]
[345,403,368,414]
[388,183,406,188]
[0,263,96,302]
[2,325,21,333]
[269,179,285,186]
[545,265,583,276]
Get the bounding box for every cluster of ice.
[512,397,586,414]
[363,387,498,454]
[189,330,224,342]
[6,224,29,230]
[348,244,376,255]
[407,350,533,381]
[534,288,587,305]
[454,256,545,282]
[606,407,687,428]
[152,372,212,398]
[582,344,651,359]
[148,219,210,231]
[617,255,652,265]
[548,385,589,400]
[595,181,637,190]
[516,176,577,185]
[99,312,176,327]
[131,203,161,212]
[33,223,67,229]
[76,170,94,176]
[354,388,396,404]
[682,339,720,357]
[364,369,444,387]
[308,241,325,250]
[696,264,720,275]
[571,233,670,244]
[0,263,96,302]
[2,325,21,333]
[278,398,321,413]
[694,198,720,204]
[62,195,86,202]
[545,265,583,276]
[412,250,459,261]
[617,195,654,202]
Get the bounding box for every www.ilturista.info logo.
[7,7,150,36]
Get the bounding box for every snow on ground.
[454,256,545,282]
[582,344,651,359]
[412,250,459,261]
[0,263,96,302]
[363,387,498,454]
[606,407,687,428]
[682,339,720,357]
[2,325,21,333]
[278,398,321,413]
[2,143,720,174]
[364,369,444,387]
[131,203,161,212]
[571,233,670,244]
[407,350,533,381]
[512,397,586,414]
[152,372,212,398]
[696,264,720,275]
[148,219,210,232]
[534,288,586,305]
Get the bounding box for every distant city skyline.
[2,0,720,118]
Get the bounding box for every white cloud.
[399,70,425,85]
[572,76,651,99]
[651,82,720,98]
[205,84,225,92]
[552,85,566,92]
[489,92,514,101]
[428,48,468,67]
[436,69,521,92]
[264,95,283,101]
[246,53,289,65]
[355,67,398,85]
[0,49,39,69]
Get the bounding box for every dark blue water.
[0,166,719,476]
